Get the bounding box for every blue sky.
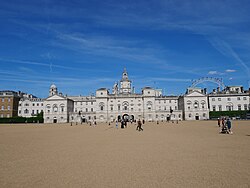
[0,0,250,98]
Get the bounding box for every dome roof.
[50,84,57,88]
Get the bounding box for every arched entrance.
[123,114,129,122]
[53,117,57,123]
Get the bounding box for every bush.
[0,114,44,124]
[209,110,248,119]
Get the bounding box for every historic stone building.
[43,69,182,123]
[208,86,250,112]
[15,69,250,123]
[0,90,21,118]
[18,94,44,118]
[179,88,209,120]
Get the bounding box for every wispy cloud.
[208,71,224,75]
[225,69,236,73]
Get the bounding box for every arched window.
[53,105,58,112]
[193,101,199,109]
[99,102,105,111]
[24,109,29,114]
[122,101,129,111]
[147,101,153,111]
[187,100,192,105]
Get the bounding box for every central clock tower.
[120,68,132,94]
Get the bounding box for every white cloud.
[225,69,236,73]
[208,71,222,75]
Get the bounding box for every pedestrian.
[136,119,143,131]
[226,118,233,134]
[142,119,145,124]
[115,120,118,129]
[121,120,124,129]
[217,118,221,127]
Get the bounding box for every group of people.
[218,117,233,134]
[115,119,144,131]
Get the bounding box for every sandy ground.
[0,120,249,188]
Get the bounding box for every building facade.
[43,69,182,123]
[179,88,209,120]
[0,91,21,118]
[18,94,44,118]
[14,69,250,123]
[208,86,250,112]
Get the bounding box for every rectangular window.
[91,108,93,112]
[244,104,248,110]
[118,105,120,111]
[37,110,39,114]
[0,114,3,118]
[32,110,34,114]
[1,98,4,102]
[218,98,221,101]
[218,105,222,111]
[212,98,215,101]
[1,106,4,110]
[37,103,39,106]
[227,98,231,101]
[7,114,10,118]
[212,106,216,111]
[238,105,241,111]
[86,102,88,105]
[41,103,43,106]
[237,97,241,101]
[8,106,10,111]
[33,103,35,106]
[86,108,88,112]
[8,98,10,102]
[111,106,113,111]
[243,97,247,100]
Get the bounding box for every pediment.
[186,91,205,97]
[46,95,66,101]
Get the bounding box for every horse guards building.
[9,69,250,123]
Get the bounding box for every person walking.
[217,118,221,127]
[226,118,233,134]
[136,119,143,131]
[115,120,118,129]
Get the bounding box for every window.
[32,110,34,114]
[218,98,221,101]
[212,106,216,111]
[91,108,93,112]
[189,114,191,118]
[53,106,58,112]
[61,106,64,112]
[100,92,103,95]
[100,106,104,111]
[1,98,4,102]
[131,108,133,111]
[37,103,39,106]
[86,102,88,105]
[169,100,171,103]
[124,106,128,111]
[227,98,231,101]
[24,109,29,114]
[7,114,10,118]
[8,106,10,111]
[218,105,222,111]
[25,103,29,106]
[33,103,35,106]
[193,101,199,109]
[37,110,39,114]
[203,113,206,117]
[0,114,3,118]
[118,105,120,111]
[1,106,4,110]
[237,97,241,101]
[41,103,43,106]
[212,98,215,101]
[238,105,241,111]
[244,104,248,110]
[187,101,191,105]
[19,110,21,114]
[86,108,88,112]
[8,98,10,102]
[111,106,113,111]
[243,97,247,100]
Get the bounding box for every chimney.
[217,87,220,92]
[204,88,207,94]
